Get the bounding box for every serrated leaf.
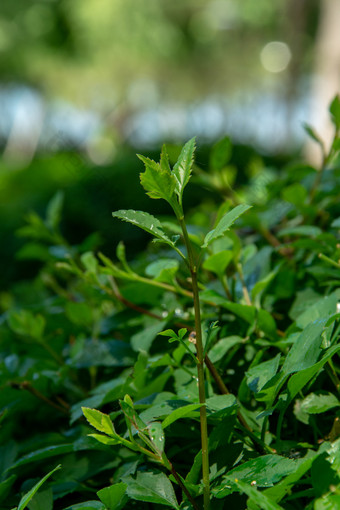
[172,137,196,203]
[82,407,116,437]
[112,210,174,247]
[17,465,61,510]
[202,204,251,248]
[138,155,176,203]
[125,471,179,509]
[160,144,171,173]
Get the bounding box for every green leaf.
[160,144,171,173]
[331,217,340,228]
[45,191,64,230]
[202,204,251,248]
[172,137,196,203]
[112,210,174,247]
[27,488,52,510]
[203,250,233,277]
[314,493,340,510]
[287,344,340,401]
[65,301,93,327]
[162,403,202,429]
[208,335,242,363]
[300,392,340,414]
[125,471,179,509]
[62,503,106,510]
[263,453,318,503]
[303,123,324,145]
[330,95,340,129]
[88,434,121,446]
[97,483,128,510]
[294,293,338,329]
[145,258,179,284]
[210,136,232,171]
[278,225,322,237]
[215,455,298,497]
[7,310,45,341]
[81,251,99,275]
[147,421,165,453]
[247,354,281,394]
[281,183,307,206]
[235,481,284,510]
[17,465,61,510]
[82,407,116,436]
[282,319,327,376]
[138,155,176,203]
[130,319,168,352]
[311,452,340,497]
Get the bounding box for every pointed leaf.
[112,210,174,246]
[17,465,61,510]
[138,155,176,203]
[172,138,196,202]
[82,407,116,437]
[162,403,202,429]
[88,434,121,446]
[125,471,179,509]
[202,204,251,248]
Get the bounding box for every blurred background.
[1,0,340,289]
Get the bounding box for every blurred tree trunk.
[306,0,340,164]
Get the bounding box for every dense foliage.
[1,99,340,509]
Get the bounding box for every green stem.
[177,214,210,510]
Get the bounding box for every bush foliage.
[1,99,340,509]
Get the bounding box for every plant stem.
[167,459,201,510]
[177,215,210,510]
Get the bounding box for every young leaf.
[138,155,176,204]
[82,407,116,437]
[160,144,171,173]
[16,465,61,510]
[125,471,179,509]
[172,137,196,204]
[88,434,121,446]
[202,204,251,248]
[112,210,174,247]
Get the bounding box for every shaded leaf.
[17,465,61,510]
[125,471,179,508]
